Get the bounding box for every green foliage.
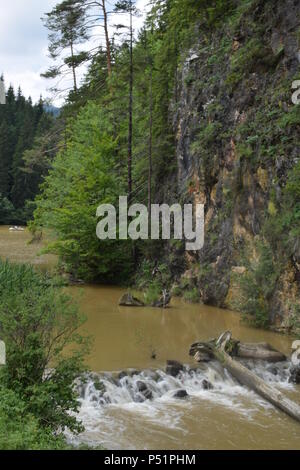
[183,287,200,303]
[263,159,300,264]
[0,385,73,450]
[277,105,300,129]
[0,194,15,224]
[190,122,222,178]
[143,280,162,305]
[171,284,182,296]
[234,243,279,328]
[228,38,279,89]
[193,122,222,149]
[236,142,253,160]
[285,161,300,201]
[286,305,300,338]
[42,0,89,92]
[33,103,134,282]
[135,260,176,305]
[0,261,89,434]
[0,87,54,223]
[135,259,155,289]
[136,260,173,304]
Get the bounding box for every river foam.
[66,360,297,449]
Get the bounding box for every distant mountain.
[43,104,61,117]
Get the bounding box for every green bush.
[183,288,200,303]
[276,104,300,129]
[263,160,300,259]
[143,281,162,305]
[191,122,222,152]
[135,260,155,289]
[136,262,173,304]
[287,305,300,338]
[171,285,182,297]
[234,243,279,328]
[0,386,71,450]
[0,261,90,435]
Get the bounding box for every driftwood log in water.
[151,290,171,308]
[232,342,286,362]
[119,293,145,307]
[190,331,300,424]
[190,338,286,363]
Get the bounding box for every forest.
[0,0,299,453]
[0,86,56,224]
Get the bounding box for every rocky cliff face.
[171,0,300,333]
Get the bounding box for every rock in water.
[202,379,213,390]
[119,293,145,307]
[267,366,279,376]
[173,389,188,399]
[289,341,300,384]
[118,371,128,380]
[289,366,300,384]
[166,360,185,377]
[291,341,300,366]
[136,381,153,400]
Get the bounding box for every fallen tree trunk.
[237,342,286,362]
[190,331,300,424]
[190,338,286,362]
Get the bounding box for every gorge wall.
[168,0,300,333]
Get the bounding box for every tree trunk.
[190,339,286,363]
[237,342,286,362]
[70,40,78,92]
[190,331,300,424]
[148,65,153,216]
[101,0,112,77]
[127,0,133,205]
[0,78,5,105]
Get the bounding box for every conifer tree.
[114,0,137,204]
[0,121,14,198]
[42,0,90,94]
[0,84,51,221]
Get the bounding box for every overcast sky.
[0,0,149,106]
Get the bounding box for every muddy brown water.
[1,226,300,450]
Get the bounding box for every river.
[0,226,299,450]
